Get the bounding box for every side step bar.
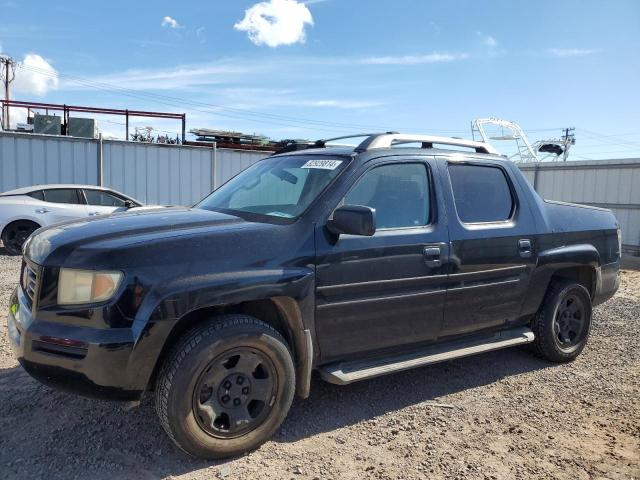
[319,327,535,385]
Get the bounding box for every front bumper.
[7,286,143,400]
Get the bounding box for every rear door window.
[448,164,514,223]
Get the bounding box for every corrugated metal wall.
[0,131,268,205]
[519,159,640,251]
[214,148,266,188]
[0,133,98,191]
[103,141,214,205]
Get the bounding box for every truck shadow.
[276,346,550,442]
[0,346,551,479]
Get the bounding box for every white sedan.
[0,184,147,255]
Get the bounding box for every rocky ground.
[0,249,638,480]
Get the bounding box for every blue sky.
[1,0,639,159]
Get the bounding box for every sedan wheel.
[1,221,39,255]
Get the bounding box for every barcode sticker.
[301,159,343,170]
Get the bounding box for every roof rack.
[272,133,397,155]
[355,134,499,154]
[272,132,498,156]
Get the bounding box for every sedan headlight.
[58,268,123,305]
[617,227,622,258]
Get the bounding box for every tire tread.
[154,315,289,457]
[531,279,591,362]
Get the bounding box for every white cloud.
[360,53,469,65]
[234,0,313,48]
[482,35,498,48]
[480,34,498,47]
[13,53,59,96]
[195,26,206,43]
[548,48,602,57]
[161,16,180,29]
[7,106,28,129]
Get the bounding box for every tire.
[155,315,296,459]
[1,220,40,256]
[531,280,593,362]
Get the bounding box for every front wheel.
[155,315,295,459]
[531,280,593,362]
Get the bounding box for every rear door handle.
[35,208,50,214]
[518,239,532,258]
[88,212,101,216]
[423,246,442,267]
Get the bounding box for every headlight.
[617,227,622,258]
[58,268,123,305]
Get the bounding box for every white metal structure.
[0,184,148,255]
[356,133,499,154]
[471,118,574,163]
[471,118,539,163]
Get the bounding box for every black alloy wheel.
[192,347,278,438]
[553,293,588,351]
[531,280,593,362]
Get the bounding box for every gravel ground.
[0,249,638,480]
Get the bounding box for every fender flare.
[521,244,601,317]
[536,243,600,271]
[125,268,315,397]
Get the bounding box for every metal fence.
[0,131,266,205]
[1,131,638,252]
[101,140,214,206]
[519,159,639,253]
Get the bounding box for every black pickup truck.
[7,133,621,458]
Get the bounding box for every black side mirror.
[327,205,376,236]
[124,200,136,209]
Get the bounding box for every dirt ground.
[0,250,638,480]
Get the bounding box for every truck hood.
[24,207,267,266]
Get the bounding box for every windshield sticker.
[301,159,343,170]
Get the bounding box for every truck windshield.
[196,156,348,221]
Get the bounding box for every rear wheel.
[531,280,592,362]
[1,220,40,255]
[155,315,295,459]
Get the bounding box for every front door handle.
[88,212,101,216]
[518,239,532,258]
[424,246,442,267]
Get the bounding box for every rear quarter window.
[28,191,44,201]
[448,163,514,223]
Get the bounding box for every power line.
[577,128,640,149]
[15,63,640,152]
[20,63,570,136]
[18,64,420,134]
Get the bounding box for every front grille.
[20,260,40,309]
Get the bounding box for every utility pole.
[1,55,17,130]
[561,127,575,161]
